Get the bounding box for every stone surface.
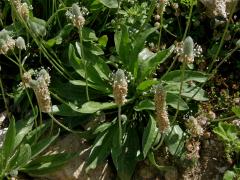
[35,134,114,180]
[200,0,239,18]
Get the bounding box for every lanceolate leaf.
[2,117,16,163]
[134,99,155,111]
[112,127,140,180]
[86,126,114,172]
[69,101,116,114]
[31,130,59,159]
[100,0,118,8]
[115,25,132,70]
[14,113,36,149]
[21,153,75,175]
[14,144,31,168]
[136,79,159,91]
[166,93,189,110]
[142,116,158,158]
[139,45,175,80]
[162,70,208,83]
[165,125,185,156]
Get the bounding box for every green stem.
[79,28,89,101]
[172,62,186,124]
[148,151,173,171]
[160,56,178,80]
[182,2,194,40]
[118,105,122,145]
[157,10,164,50]
[188,46,239,102]
[0,77,10,119]
[153,133,165,150]
[48,113,91,138]
[207,1,237,74]
[9,0,71,80]
[212,115,237,122]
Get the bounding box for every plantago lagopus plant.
[113,69,128,145]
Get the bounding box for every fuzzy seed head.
[73,15,85,29]
[236,39,240,48]
[22,69,52,113]
[181,36,194,63]
[185,116,203,137]
[16,36,26,50]
[154,84,170,133]
[18,2,29,20]
[66,3,87,29]
[13,0,30,20]
[72,3,81,17]
[33,77,51,113]
[0,29,15,55]
[112,69,128,105]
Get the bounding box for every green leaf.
[213,122,238,142]
[82,27,98,42]
[14,113,36,149]
[98,35,108,48]
[142,116,158,158]
[86,127,113,172]
[76,101,116,114]
[136,79,158,91]
[52,104,83,116]
[112,127,139,180]
[84,41,104,56]
[232,106,240,118]
[100,0,118,8]
[166,93,189,110]
[223,170,235,180]
[26,123,49,146]
[139,45,174,80]
[21,153,75,175]
[134,99,155,111]
[181,86,208,101]
[162,70,208,83]
[165,82,208,101]
[2,117,16,162]
[28,17,46,37]
[14,144,31,168]
[70,80,111,93]
[68,44,111,93]
[69,44,104,84]
[46,24,73,47]
[31,130,59,159]
[165,125,184,156]
[115,25,132,69]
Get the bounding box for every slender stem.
[207,1,237,74]
[182,2,194,40]
[5,55,19,66]
[79,28,89,101]
[0,77,10,119]
[9,0,71,80]
[212,115,237,122]
[148,151,173,172]
[118,105,122,145]
[160,56,178,80]
[188,46,239,102]
[157,11,164,50]
[168,62,187,140]
[48,113,90,138]
[153,133,165,150]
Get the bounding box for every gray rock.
[35,134,114,180]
